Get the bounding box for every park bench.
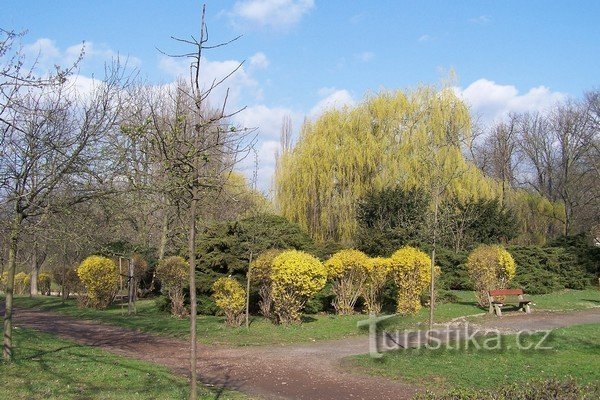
[487,288,531,316]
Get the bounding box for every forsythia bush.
[38,272,52,295]
[389,246,432,315]
[14,272,30,295]
[212,277,246,326]
[155,256,188,318]
[325,249,370,315]
[362,257,391,314]
[77,256,118,309]
[270,250,327,324]
[466,245,516,307]
[249,249,282,318]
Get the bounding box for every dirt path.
[5,306,600,400]
[7,306,417,400]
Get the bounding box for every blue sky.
[3,1,599,191]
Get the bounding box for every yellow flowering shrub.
[389,246,432,315]
[77,256,119,309]
[324,249,370,315]
[14,272,30,295]
[466,245,516,307]
[249,249,283,318]
[362,257,391,314]
[155,256,188,318]
[270,250,327,324]
[212,277,246,327]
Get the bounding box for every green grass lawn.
[7,289,599,347]
[0,327,250,400]
[347,323,600,391]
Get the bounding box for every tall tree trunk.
[188,191,198,400]
[428,195,439,334]
[3,212,23,362]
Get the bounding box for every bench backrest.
[488,288,524,297]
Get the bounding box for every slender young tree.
[152,6,254,398]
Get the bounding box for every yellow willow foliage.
[466,245,516,307]
[275,86,498,243]
[507,189,566,245]
[77,256,119,309]
[270,250,327,324]
[389,246,432,315]
[212,277,246,327]
[324,249,370,315]
[362,257,392,315]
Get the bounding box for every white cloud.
[249,52,270,69]
[310,88,355,117]
[355,51,374,62]
[230,0,314,29]
[418,34,433,43]
[22,38,140,78]
[235,104,300,139]
[23,38,61,61]
[454,78,567,125]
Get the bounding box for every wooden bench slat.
[488,288,523,296]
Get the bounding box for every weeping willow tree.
[275,86,499,244]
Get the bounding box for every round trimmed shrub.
[249,249,283,318]
[362,257,391,315]
[212,277,246,327]
[389,246,432,315]
[324,249,370,315]
[38,272,52,295]
[15,272,30,295]
[466,245,516,307]
[155,256,188,318]
[77,256,119,309]
[270,250,327,324]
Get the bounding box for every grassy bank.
[347,323,600,391]
[0,327,249,400]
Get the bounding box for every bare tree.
[0,51,127,360]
